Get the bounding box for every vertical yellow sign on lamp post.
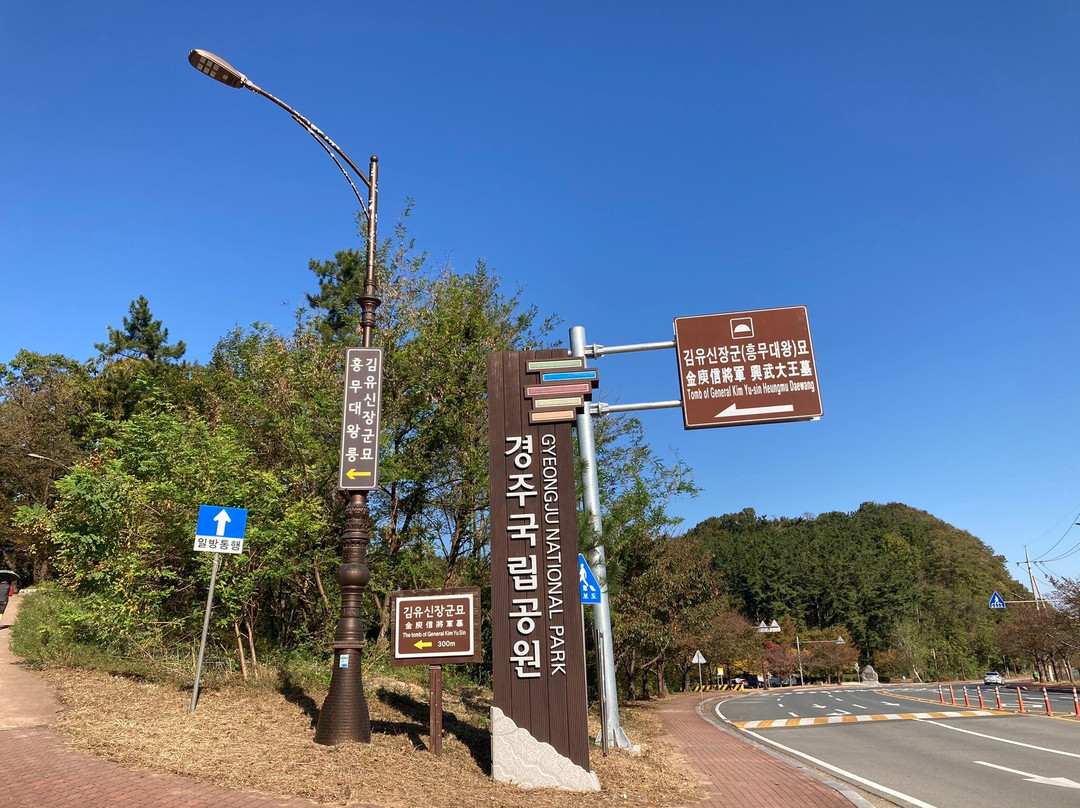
[337,348,383,490]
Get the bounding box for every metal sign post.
[568,309,821,747]
[570,328,636,753]
[191,551,221,713]
[190,505,248,713]
[691,650,706,699]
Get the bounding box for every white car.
[983,671,1004,686]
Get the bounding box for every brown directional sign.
[337,348,383,490]
[391,587,482,666]
[674,306,822,429]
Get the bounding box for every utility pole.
[1023,545,1044,610]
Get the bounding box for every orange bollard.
[1072,688,1079,717]
[939,685,945,704]
[963,687,971,707]
[949,685,957,706]
[1043,688,1053,716]
[977,687,985,709]
[1016,686,1026,713]
[995,686,1003,711]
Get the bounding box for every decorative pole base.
[314,492,373,745]
[314,647,371,744]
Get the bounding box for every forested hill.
[685,502,1030,673]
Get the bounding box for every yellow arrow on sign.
[347,469,372,480]
[414,640,432,650]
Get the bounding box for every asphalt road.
[712,684,1080,808]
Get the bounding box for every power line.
[1030,502,1080,561]
[1035,540,1080,566]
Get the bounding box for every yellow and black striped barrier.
[691,683,745,692]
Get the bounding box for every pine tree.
[95,296,186,363]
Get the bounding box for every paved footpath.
[0,592,862,807]
[656,694,866,808]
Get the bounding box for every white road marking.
[736,725,941,808]
[852,704,867,710]
[882,701,901,707]
[974,761,1080,789]
[788,712,799,718]
[813,703,828,709]
[918,720,1080,758]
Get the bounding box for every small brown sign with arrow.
[391,587,482,666]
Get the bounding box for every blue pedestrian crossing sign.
[579,554,601,604]
[988,591,1006,610]
[194,505,248,555]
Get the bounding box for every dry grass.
[40,666,703,808]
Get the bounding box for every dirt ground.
[39,667,704,808]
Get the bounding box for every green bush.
[11,586,114,667]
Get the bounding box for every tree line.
[1,208,1075,693]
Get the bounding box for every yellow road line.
[734,710,995,729]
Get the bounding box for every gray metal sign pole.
[190,551,222,713]
[570,326,680,750]
[570,326,631,750]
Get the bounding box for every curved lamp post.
[795,635,844,686]
[187,49,379,745]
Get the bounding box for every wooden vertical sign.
[488,350,598,791]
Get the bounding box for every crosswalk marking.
[734,709,995,729]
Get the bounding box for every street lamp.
[188,49,380,746]
[795,635,844,687]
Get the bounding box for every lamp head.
[188,49,248,89]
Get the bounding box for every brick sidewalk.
[0,725,355,808]
[654,694,861,808]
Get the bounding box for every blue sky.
[3,3,1079,593]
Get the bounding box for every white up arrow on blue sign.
[578,553,601,604]
[194,505,248,555]
[988,591,1006,610]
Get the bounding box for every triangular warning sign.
[988,591,1006,610]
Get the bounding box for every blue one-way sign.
[988,591,1006,610]
[579,554,601,604]
[194,505,248,555]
